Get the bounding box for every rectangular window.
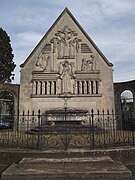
[96,81,98,94]
[91,81,93,94]
[82,81,84,94]
[77,81,80,94]
[36,82,38,95]
[54,81,56,95]
[40,82,42,95]
[45,82,47,95]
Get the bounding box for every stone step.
[19,156,115,168]
[1,156,132,180]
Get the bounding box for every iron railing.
[0,109,134,150]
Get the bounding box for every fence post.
[91,109,95,149]
[131,119,135,147]
[26,110,30,148]
[37,110,42,150]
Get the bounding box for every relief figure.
[69,40,75,57]
[36,52,52,71]
[50,26,81,58]
[81,55,96,71]
[50,37,63,57]
[58,61,74,93]
[81,59,88,71]
[73,37,80,53]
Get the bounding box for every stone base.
[1,156,132,180]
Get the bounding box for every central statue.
[58,61,74,94]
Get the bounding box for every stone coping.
[0,146,134,153]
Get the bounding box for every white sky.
[0,0,135,83]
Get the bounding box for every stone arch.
[121,90,133,103]
[0,91,14,117]
[0,84,20,130]
[114,80,135,129]
[120,90,134,129]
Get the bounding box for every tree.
[0,28,16,83]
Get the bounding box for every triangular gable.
[20,7,113,68]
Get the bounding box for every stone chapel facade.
[19,8,114,115]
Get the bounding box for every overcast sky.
[1,0,135,83]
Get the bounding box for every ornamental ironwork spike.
[23,110,25,116]
[28,110,29,115]
[107,109,109,115]
[32,110,34,116]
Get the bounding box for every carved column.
[56,79,61,94]
[42,81,45,95]
[51,81,54,95]
[37,81,41,95]
[84,81,87,94]
[79,81,82,94]
[87,81,90,94]
[47,81,50,95]
[93,81,96,94]
[32,81,36,95]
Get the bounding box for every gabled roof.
[20,7,113,68]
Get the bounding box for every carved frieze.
[50,26,81,59]
[34,25,100,96]
[81,55,96,71]
[36,43,52,71]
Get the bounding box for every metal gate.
[37,108,91,150]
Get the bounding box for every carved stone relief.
[34,26,99,96]
[36,46,52,71]
[58,60,75,94]
[50,26,81,59]
[81,55,96,71]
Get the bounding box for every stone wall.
[19,8,114,115]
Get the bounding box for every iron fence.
[0,109,134,150]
